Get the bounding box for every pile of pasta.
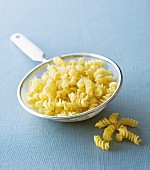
[26,57,117,116]
[94,113,142,151]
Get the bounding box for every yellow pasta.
[115,133,123,142]
[119,118,138,127]
[117,126,142,145]
[95,118,111,128]
[103,124,116,142]
[108,112,119,124]
[53,57,66,66]
[94,113,142,150]
[100,94,111,103]
[114,122,122,130]
[89,97,99,110]
[26,57,118,116]
[94,135,109,150]
[107,82,118,95]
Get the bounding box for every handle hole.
[16,35,20,38]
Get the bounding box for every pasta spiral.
[103,125,116,142]
[100,94,111,103]
[119,118,138,127]
[108,112,119,124]
[107,82,118,95]
[84,78,94,97]
[117,126,142,145]
[95,118,111,128]
[94,135,109,150]
[53,57,66,66]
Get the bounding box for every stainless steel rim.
[17,53,123,120]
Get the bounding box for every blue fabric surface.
[0,0,150,169]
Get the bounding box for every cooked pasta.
[26,57,117,116]
[103,125,116,142]
[117,126,142,145]
[94,135,109,150]
[119,118,138,127]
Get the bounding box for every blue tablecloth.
[0,0,150,169]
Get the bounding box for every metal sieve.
[10,33,123,122]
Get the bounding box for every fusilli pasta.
[108,112,119,124]
[117,125,142,145]
[94,135,109,150]
[94,113,142,150]
[103,124,116,142]
[26,57,117,116]
[95,118,111,128]
[119,118,138,127]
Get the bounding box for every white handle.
[10,33,45,62]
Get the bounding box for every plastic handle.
[10,33,45,62]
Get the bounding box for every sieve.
[10,33,123,122]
